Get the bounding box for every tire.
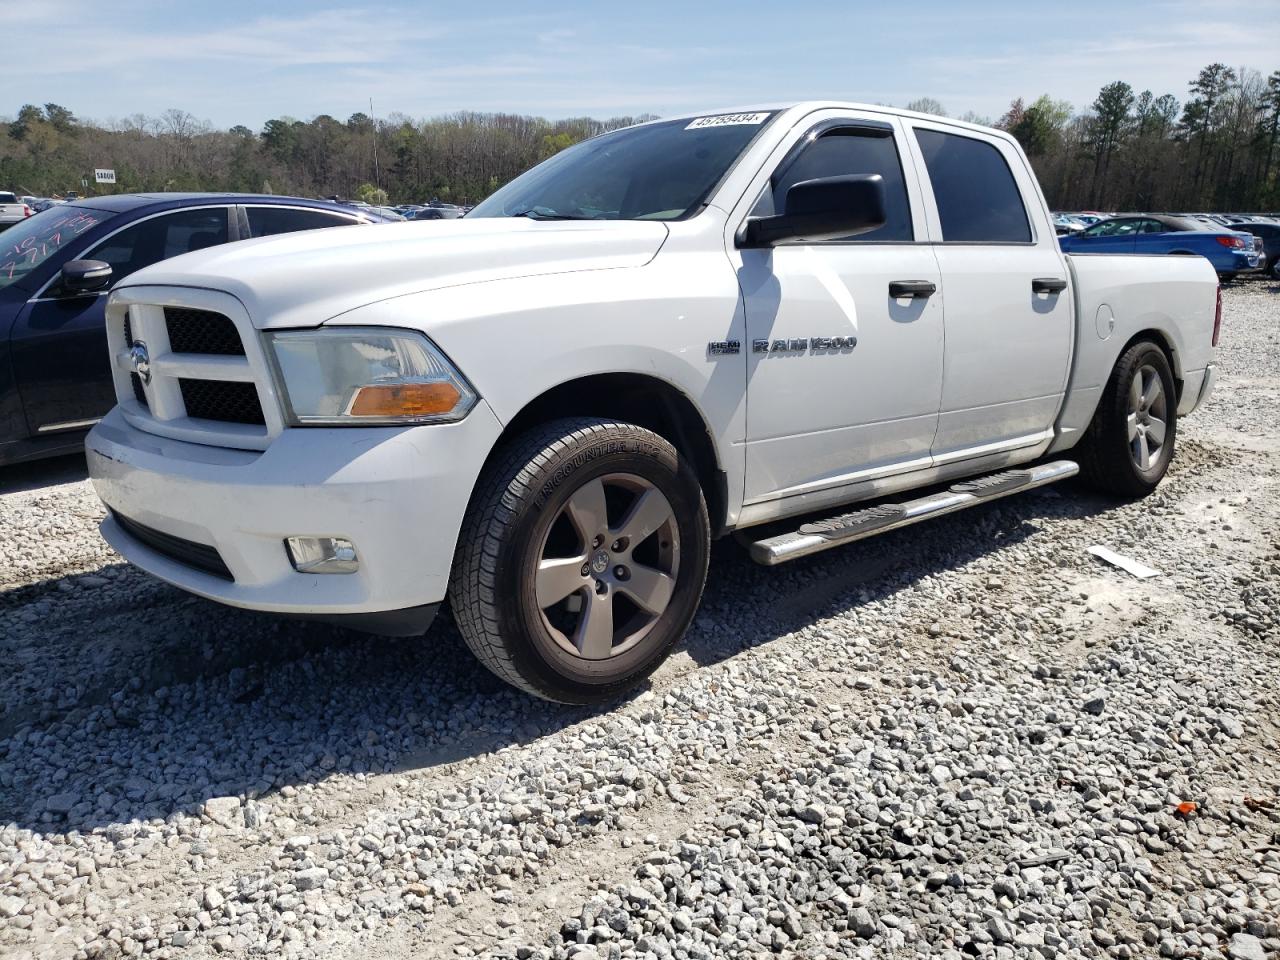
[1076,340,1178,499]
[450,417,710,704]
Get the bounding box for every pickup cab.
[85,103,1221,703]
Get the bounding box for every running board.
[746,460,1079,566]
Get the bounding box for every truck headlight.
[267,328,477,425]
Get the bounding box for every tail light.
[22,205,31,218]
[1215,235,1246,249]
[1212,284,1222,347]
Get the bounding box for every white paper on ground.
[1087,545,1160,579]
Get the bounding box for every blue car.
[1058,214,1263,280]
[0,193,385,465]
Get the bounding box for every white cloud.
[3,0,1276,127]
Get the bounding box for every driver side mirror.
[61,259,112,295]
[737,174,887,248]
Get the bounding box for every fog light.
[286,536,359,574]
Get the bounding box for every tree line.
[914,63,1280,212]
[2,61,1277,212]
[0,106,653,206]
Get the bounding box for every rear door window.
[246,206,360,237]
[914,128,1032,243]
[753,125,913,241]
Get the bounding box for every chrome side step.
[746,460,1079,566]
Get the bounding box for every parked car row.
[1051,212,1105,234]
[391,201,471,220]
[0,192,88,223]
[1056,211,1275,280]
[319,198,472,221]
[0,194,388,465]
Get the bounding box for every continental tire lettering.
[534,436,663,508]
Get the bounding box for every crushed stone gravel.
[0,282,1277,960]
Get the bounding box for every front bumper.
[87,403,503,625]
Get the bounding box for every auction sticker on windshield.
[685,113,771,129]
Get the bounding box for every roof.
[64,193,373,215]
[638,101,1013,141]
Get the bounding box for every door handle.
[1032,277,1067,294]
[889,280,936,299]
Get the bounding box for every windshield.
[469,112,777,221]
[0,205,115,289]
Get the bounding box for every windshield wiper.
[508,208,596,221]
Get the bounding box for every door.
[908,124,1073,460]
[10,206,231,435]
[730,112,944,507]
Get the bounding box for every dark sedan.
[1232,220,1279,276]
[0,193,385,465]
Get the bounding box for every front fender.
[326,251,749,521]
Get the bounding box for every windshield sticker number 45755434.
[685,113,770,130]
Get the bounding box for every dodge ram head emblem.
[129,341,152,385]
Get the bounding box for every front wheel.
[450,418,710,704]
[1077,340,1178,498]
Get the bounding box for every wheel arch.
[1119,328,1182,402]
[485,373,729,536]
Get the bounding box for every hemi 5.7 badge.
[707,337,858,356]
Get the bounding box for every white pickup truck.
[85,102,1221,703]
[0,192,32,229]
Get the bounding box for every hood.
[118,218,669,329]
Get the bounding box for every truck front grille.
[179,379,266,425]
[164,307,245,356]
[113,511,234,581]
[108,292,282,450]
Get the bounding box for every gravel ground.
[1,283,1278,960]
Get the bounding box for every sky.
[2,0,1278,129]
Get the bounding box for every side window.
[86,208,229,283]
[753,125,914,242]
[246,206,358,238]
[1112,219,1141,237]
[914,128,1032,243]
[1137,219,1166,234]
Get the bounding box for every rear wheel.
[1077,340,1178,498]
[450,417,710,704]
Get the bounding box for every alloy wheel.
[1127,363,1168,473]
[533,473,680,661]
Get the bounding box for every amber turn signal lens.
[348,382,461,418]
